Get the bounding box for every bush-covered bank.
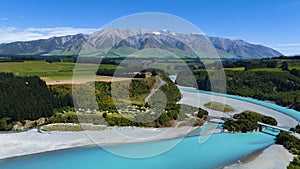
[276,131,300,169]
[223,111,277,133]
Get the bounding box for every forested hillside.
[0,73,55,120]
[0,71,198,130]
[50,74,188,128]
[177,69,300,111]
[0,73,56,130]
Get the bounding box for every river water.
[0,131,277,169]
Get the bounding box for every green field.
[224,67,245,71]
[225,67,285,72]
[287,62,300,70]
[0,61,118,80]
[249,68,283,72]
[224,67,286,72]
[273,59,300,70]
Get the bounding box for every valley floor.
[0,86,297,169]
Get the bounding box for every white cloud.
[0,27,99,44]
[269,44,300,56]
[0,18,8,21]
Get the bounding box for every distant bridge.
[204,115,235,122]
[257,122,291,133]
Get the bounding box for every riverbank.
[179,87,297,168]
[0,126,196,160]
[224,144,294,169]
[179,86,298,127]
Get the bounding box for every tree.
[0,117,10,131]
[266,60,277,68]
[144,102,150,108]
[102,112,107,118]
[197,109,208,118]
[151,70,158,76]
[291,124,300,134]
[282,61,289,71]
[291,69,299,77]
[158,112,171,126]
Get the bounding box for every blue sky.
[0,0,299,55]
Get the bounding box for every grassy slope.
[250,68,283,72]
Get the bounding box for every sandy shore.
[224,144,294,169]
[0,126,196,160]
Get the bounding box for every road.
[145,76,166,103]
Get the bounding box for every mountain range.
[0,28,282,59]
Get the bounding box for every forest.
[0,73,56,130]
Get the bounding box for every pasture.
[0,60,118,82]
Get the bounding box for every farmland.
[0,60,118,83]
